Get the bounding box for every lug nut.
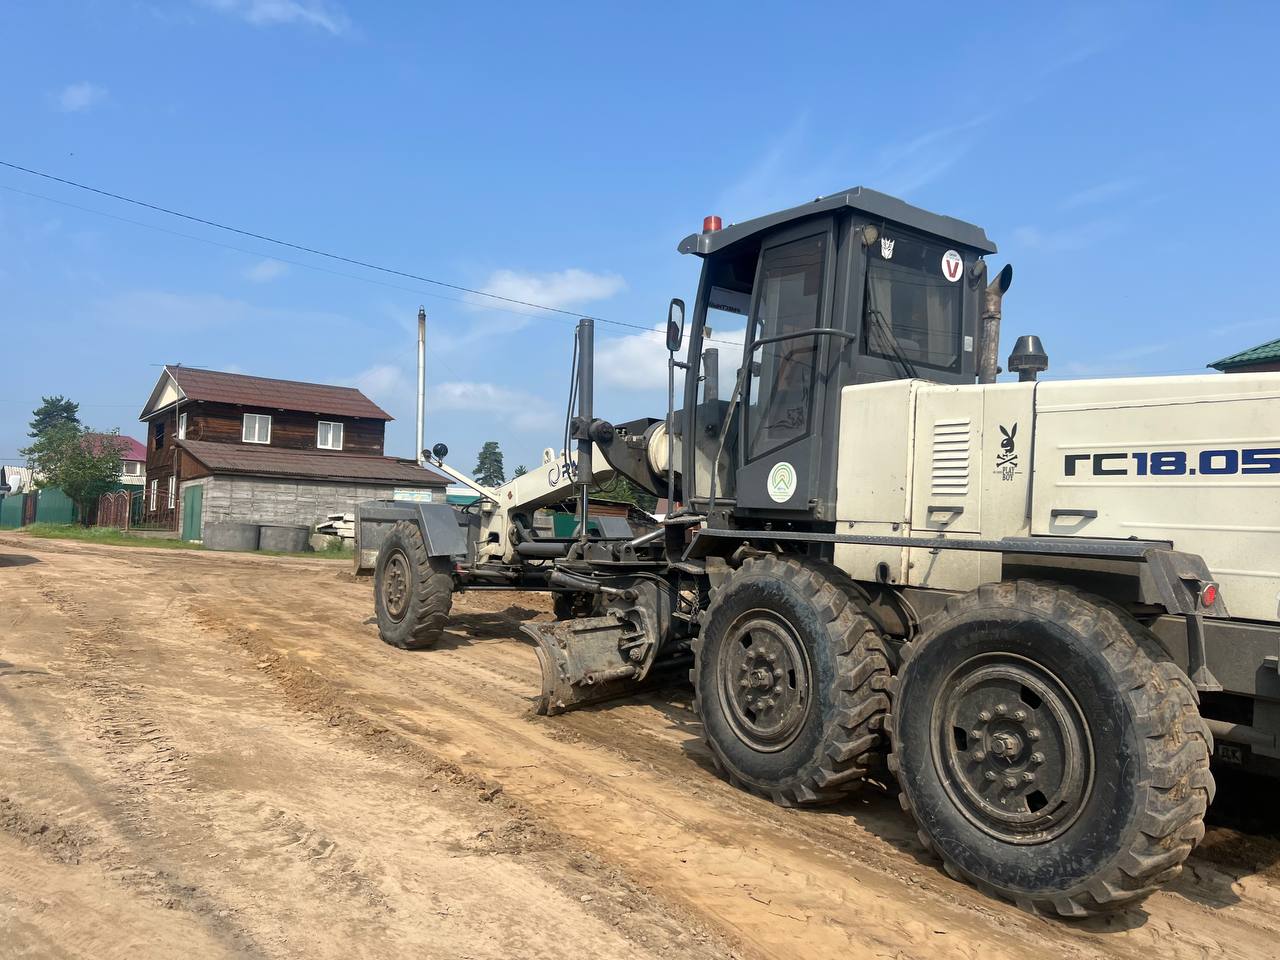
[995,703,1008,716]
[971,750,986,762]
[1003,776,1018,789]
[1027,728,1041,741]
[1030,752,1045,765]
[978,711,992,722]
[984,771,997,782]
[1022,772,1036,783]
[1013,710,1027,722]
[971,729,983,741]
[766,653,777,663]
[773,669,783,680]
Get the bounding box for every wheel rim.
[717,610,812,753]
[382,549,411,622]
[932,653,1094,844]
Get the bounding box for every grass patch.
[19,523,356,559]
[21,523,202,549]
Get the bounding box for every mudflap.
[521,616,643,716]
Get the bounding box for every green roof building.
[1208,336,1280,374]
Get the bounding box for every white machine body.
[835,372,1280,624]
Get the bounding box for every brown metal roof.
[166,366,393,420]
[178,439,448,486]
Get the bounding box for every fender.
[354,500,469,575]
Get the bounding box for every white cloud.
[243,258,288,282]
[91,289,358,335]
[474,268,626,313]
[597,323,746,394]
[432,381,557,431]
[56,82,107,113]
[1009,217,1124,254]
[199,0,349,34]
[1059,177,1141,211]
[351,363,410,401]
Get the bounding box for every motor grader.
[359,186,1280,918]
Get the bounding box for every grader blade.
[521,616,642,716]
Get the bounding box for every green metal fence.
[0,487,78,528]
[0,494,24,529]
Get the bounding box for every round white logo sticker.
[767,461,797,503]
[941,249,963,282]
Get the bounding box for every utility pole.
[416,305,426,464]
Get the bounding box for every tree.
[473,441,506,486]
[21,424,126,523]
[513,464,528,477]
[598,474,658,513]
[28,395,80,439]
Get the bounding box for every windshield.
[864,233,964,372]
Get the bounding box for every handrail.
[706,326,857,512]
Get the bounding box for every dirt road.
[3,535,1280,959]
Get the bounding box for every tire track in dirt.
[21,538,1280,960]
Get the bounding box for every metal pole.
[576,318,594,548]
[416,306,426,462]
[666,351,676,516]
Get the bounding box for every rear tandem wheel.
[887,580,1213,917]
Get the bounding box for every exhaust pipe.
[977,263,1013,384]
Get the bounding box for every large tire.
[692,555,891,806]
[887,581,1213,917]
[373,520,454,650]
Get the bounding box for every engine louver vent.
[930,418,971,496]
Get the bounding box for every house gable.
[139,368,186,421]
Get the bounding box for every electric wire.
[0,159,740,346]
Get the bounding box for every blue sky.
[2,2,1277,471]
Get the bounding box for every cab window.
[863,233,963,372]
[745,233,825,461]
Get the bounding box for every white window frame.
[167,476,176,509]
[178,411,187,440]
[242,413,272,445]
[122,460,143,476]
[317,420,344,451]
[149,479,158,511]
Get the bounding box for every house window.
[317,420,344,451]
[122,461,143,477]
[149,479,158,511]
[242,413,272,444]
[153,420,165,449]
[178,412,187,440]
[167,476,176,509]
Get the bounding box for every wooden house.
[138,366,447,538]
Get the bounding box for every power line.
[0,159,700,344]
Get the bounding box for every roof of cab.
[677,186,997,257]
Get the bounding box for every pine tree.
[513,464,528,477]
[28,396,80,439]
[473,441,506,486]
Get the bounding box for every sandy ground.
[3,535,1280,959]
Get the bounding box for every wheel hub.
[718,612,811,752]
[383,550,410,622]
[933,653,1093,844]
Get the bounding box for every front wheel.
[373,520,454,650]
[887,581,1213,917]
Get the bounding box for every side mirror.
[666,298,686,352]
[431,442,449,461]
